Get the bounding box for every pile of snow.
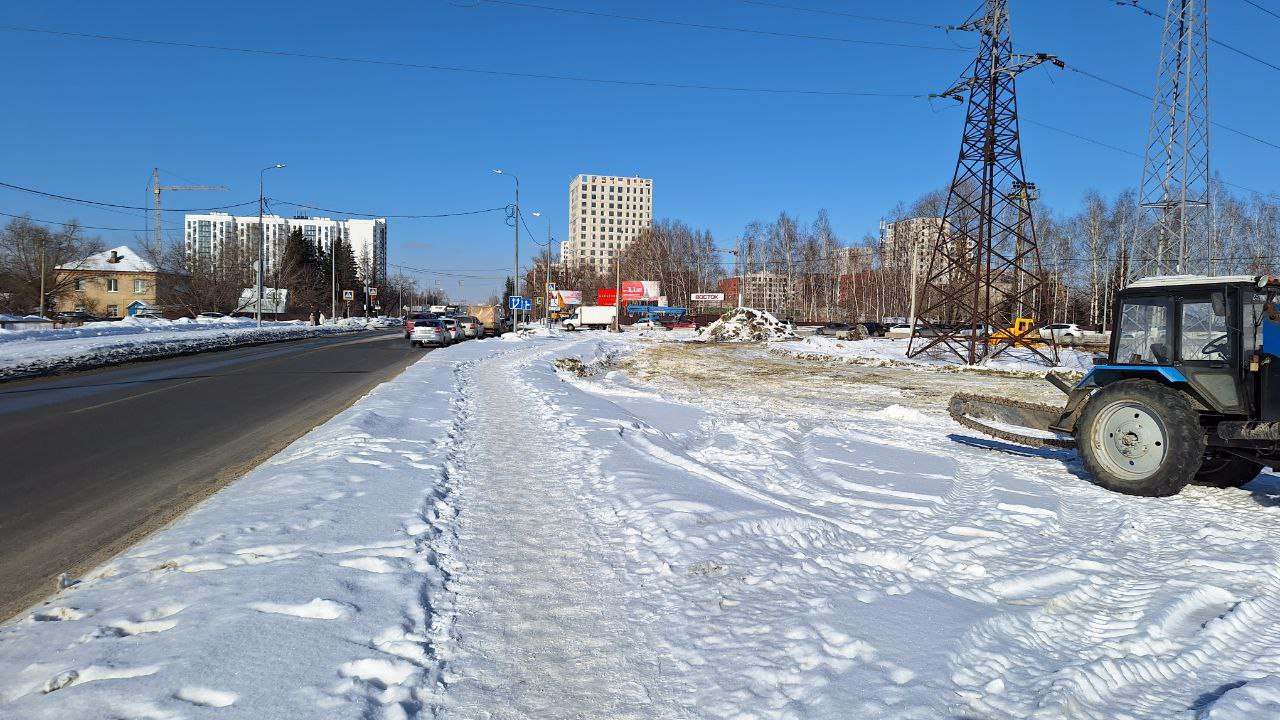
[776,334,1093,374]
[694,307,797,343]
[0,317,369,382]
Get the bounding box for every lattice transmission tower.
[1132,0,1210,279]
[907,0,1060,366]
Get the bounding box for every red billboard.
[598,288,617,306]
[598,282,657,306]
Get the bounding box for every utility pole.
[150,168,226,251]
[735,236,744,308]
[493,170,519,329]
[38,237,46,318]
[612,254,622,332]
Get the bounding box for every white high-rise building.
[184,213,387,283]
[564,174,652,273]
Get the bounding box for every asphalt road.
[0,331,423,621]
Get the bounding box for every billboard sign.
[598,289,617,306]
[691,292,725,302]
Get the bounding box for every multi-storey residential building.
[828,245,876,274]
[717,272,793,311]
[184,213,387,283]
[880,217,947,281]
[564,174,652,273]
[55,246,160,318]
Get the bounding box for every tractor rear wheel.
[1193,451,1264,488]
[1076,379,1205,496]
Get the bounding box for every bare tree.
[0,217,104,315]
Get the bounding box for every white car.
[440,317,464,341]
[454,315,482,338]
[1039,323,1083,342]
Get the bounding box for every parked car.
[55,311,103,323]
[815,323,853,336]
[857,322,888,337]
[440,317,464,341]
[410,318,451,347]
[1039,322,1083,342]
[454,315,482,338]
[197,311,226,320]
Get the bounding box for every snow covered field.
[0,316,391,381]
[3,331,1280,719]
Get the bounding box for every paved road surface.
[0,331,423,621]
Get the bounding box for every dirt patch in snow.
[694,308,797,343]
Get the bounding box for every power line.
[0,209,177,233]
[1107,0,1280,75]
[273,199,507,219]
[478,0,967,51]
[0,179,257,213]
[1242,0,1280,22]
[733,0,953,29]
[0,25,927,98]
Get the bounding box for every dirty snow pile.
[777,333,1094,374]
[4,331,1280,719]
[0,316,369,381]
[694,306,796,342]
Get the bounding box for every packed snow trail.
[435,339,682,718]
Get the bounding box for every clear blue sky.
[2,0,1278,301]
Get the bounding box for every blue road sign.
[517,297,533,311]
[508,296,524,310]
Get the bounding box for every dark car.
[857,322,888,337]
[55,311,103,323]
[814,322,854,336]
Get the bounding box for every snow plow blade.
[948,393,1076,449]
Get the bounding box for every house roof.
[57,245,156,273]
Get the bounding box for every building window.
[106,304,119,317]
[134,279,148,293]
[74,278,87,291]
[106,278,119,292]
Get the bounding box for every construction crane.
[149,168,227,248]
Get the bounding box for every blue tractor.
[950,275,1280,496]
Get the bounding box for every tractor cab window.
[1246,292,1272,355]
[1180,298,1231,362]
[1115,297,1173,364]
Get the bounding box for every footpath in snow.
[0,315,394,381]
[4,329,1280,719]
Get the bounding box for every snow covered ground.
[0,316,392,381]
[3,331,1280,719]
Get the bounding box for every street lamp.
[493,169,519,329]
[257,163,286,326]
[531,211,554,327]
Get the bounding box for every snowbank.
[694,307,797,343]
[774,334,1094,374]
[0,316,370,382]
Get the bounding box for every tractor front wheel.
[1076,379,1205,496]
[1193,451,1264,489]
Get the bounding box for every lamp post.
[493,169,519,329]
[257,163,286,326]
[531,211,553,325]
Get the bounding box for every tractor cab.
[1102,275,1278,421]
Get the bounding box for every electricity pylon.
[1132,0,1210,278]
[907,0,1060,366]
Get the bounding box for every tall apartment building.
[563,174,653,273]
[880,217,947,281]
[184,213,387,283]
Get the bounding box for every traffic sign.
[509,295,528,310]
[368,287,379,297]
[342,290,355,301]
[546,282,556,293]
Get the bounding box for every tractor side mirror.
[1211,291,1227,317]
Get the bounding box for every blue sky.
[1,0,1278,300]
